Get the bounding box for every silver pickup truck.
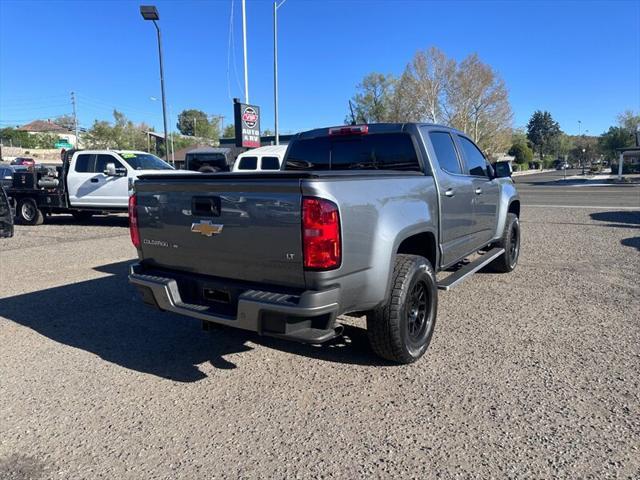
[129,123,520,363]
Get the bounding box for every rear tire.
[17,198,44,225]
[488,213,520,273]
[366,254,437,364]
[72,211,94,221]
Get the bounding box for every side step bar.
[437,247,505,291]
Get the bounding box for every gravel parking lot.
[1,200,639,478]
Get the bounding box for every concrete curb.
[511,169,555,177]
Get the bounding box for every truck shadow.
[0,261,387,382]
[43,214,129,228]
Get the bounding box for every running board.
[437,248,505,291]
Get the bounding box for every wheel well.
[397,232,437,268]
[508,200,520,217]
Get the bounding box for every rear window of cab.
[285,133,420,171]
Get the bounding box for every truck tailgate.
[135,178,305,288]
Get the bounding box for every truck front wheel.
[17,198,44,225]
[367,254,438,364]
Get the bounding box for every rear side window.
[237,156,258,170]
[261,156,280,170]
[74,154,93,172]
[429,131,462,175]
[458,136,488,177]
[285,133,420,171]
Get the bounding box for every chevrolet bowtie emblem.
[191,221,224,237]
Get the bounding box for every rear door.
[422,128,477,266]
[455,135,500,246]
[67,153,98,206]
[135,177,305,288]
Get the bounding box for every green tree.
[526,111,561,163]
[0,128,35,148]
[346,72,396,124]
[508,143,533,165]
[176,109,219,141]
[84,110,151,151]
[222,124,235,138]
[599,126,633,161]
[617,110,640,135]
[548,133,574,158]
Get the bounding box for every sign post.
[234,99,261,148]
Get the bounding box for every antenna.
[348,100,356,125]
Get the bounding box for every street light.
[273,0,287,145]
[140,5,170,163]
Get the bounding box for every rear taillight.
[302,197,341,270]
[128,194,140,248]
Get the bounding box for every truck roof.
[296,122,465,139]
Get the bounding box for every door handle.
[444,188,455,197]
[90,178,99,183]
[475,188,483,195]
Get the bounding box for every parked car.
[6,149,185,225]
[232,145,288,172]
[11,157,35,168]
[0,184,14,238]
[129,123,521,364]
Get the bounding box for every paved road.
[514,169,640,208]
[0,177,639,479]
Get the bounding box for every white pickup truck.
[7,149,183,224]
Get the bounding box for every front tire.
[367,254,438,364]
[17,198,44,225]
[488,213,520,273]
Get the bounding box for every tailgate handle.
[192,196,221,217]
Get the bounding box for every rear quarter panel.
[302,175,438,313]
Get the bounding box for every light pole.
[140,5,169,163]
[273,0,286,145]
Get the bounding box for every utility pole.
[71,91,79,147]
[242,0,249,103]
[193,117,197,137]
[273,0,286,145]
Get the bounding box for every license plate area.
[192,196,221,217]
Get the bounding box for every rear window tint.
[285,133,420,171]
[260,156,280,170]
[237,156,258,170]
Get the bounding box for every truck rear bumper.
[129,263,341,343]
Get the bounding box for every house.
[17,120,77,147]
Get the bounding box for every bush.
[508,143,533,165]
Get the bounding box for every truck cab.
[66,150,176,208]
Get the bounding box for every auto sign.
[234,101,261,148]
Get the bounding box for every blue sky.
[1,0,638,136]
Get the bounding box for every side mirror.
[104,163,117,176]
[494,161,513,178]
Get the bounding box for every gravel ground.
[0,207,639,479]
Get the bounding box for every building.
[17,120,77,147]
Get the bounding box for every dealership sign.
[234,101,261,148]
